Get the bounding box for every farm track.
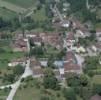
[0,0,26,13]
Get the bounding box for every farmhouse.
[66,32,75,49]
[64,61,81,74]
[8,58,26,67]
[30,58,43,78]
[41,33,63,50]
[90,94,101,100]
[12,38,28,52]
[64,51,82,74]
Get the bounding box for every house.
[12,38,28,52]
[90,94,101,100]
[39,60,64,68]
[94,42,101,52]
[75,28,91,39]
[64,51,82,74]
[66,32,75,49]
[13,30,24,39]
[60,20,70,28]
[96,29,101,41]
[26,33,37,38]
[30,58,43,78]
[64,51,76,62]
[54,69,61,79]
[72,20,91,38]
[8,58,26,67]
[30,36,42,46]
[40,33,63,50]
[64,61,81,74]
[73,46,86,53]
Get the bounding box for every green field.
[14,78,65,100]
[0,40,24,69]
[92,75,101,84]
[0,0,26,13]
[0,7,17,20]
[3,0,38,8]
[31,7,48,21]
[0,88,11,100]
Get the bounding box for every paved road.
[6,60,32,100]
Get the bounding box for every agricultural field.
[31,7,48,21]
[0,7,17,20]
[92,75,101,85]
[0,0,26,13]
[14,77,65,100]
[0,87,11,100]
[0,40,25,86]
[0,40,25,69]
[3,0,38,8]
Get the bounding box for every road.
[6,60,33,100]
[6,38,32,100]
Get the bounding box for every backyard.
[0,40,25,86]
[14,77,65,100]
[0,87,11,100]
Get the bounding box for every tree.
[3,74,15,83]
[93,84,101,95]
[43,68,60,90]
[66,73,81,87]
[40,95,50,100]
[56,49,66,60]
[83,56,99,75]
[13,65,24,76]
[30,46,44,57]
[66,73,89,87]
[63,88,77,100]
[47,54,55,68]
[79,74,88,87]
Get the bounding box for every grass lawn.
[77,96,83,100]
[95,23,101,29]
[0,52,25,69]
[0,88,11,100]
[96,9,101,20]
[14,77,65,100]
[92,75,101,85]
[0,0,26,13]
[0,7,17,20]
[3,0,38,8]
[0,40,25,86]
[46,46,60,55]
[31,7,48,21]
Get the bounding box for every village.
[0,13,100,100]
[0,0,101,100]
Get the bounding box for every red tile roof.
[66,32,74,40]
[64,51,75,61]
[64,61,80,71]
[90,94,101,100]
